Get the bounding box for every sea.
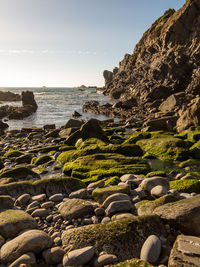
[0,87,114,130]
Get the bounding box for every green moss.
[0,209,33,224]
[189,140,200,159]
[103,127,115,135]
[146,170,167,177]
[111,258,154,267]
[3,150,24,158]
[137,135,189,161]
[187,131,200,143]
[76,138,106,149]
[178,159,200,168]
[32,166,48,175]
[187,171,200,179]
[92,185,129,203]
[31,155,53,166]
[0,166,40,179]
[124,132,151,144]
[105,176,120,186]
[136,194,178,216]
[15,154,33,164]
[170,179,200,193]
[59,145,76,152]
[109,135,126,143]
[29,145,61,153]
[63,153,150,180]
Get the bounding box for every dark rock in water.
[0,91,21,101]
[43,124,56,130]
[0,120,8,130]
[65,119,84,128]
[71,110,82,118]
[22,91,38,111]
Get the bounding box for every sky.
[0,0,185,87]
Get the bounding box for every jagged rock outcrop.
[0,91,21,101]
[84,0,200,131]
[0,91,38,121]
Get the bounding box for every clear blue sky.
[0,0,185,87]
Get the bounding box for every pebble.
[49,193,64,202]
[140,235,162,264]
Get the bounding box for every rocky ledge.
[0,91,38,129]
[83,0,200,133]
[0,118,200,266]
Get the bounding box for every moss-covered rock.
[189,140,200,159]
[187,131,200,143]
[0,209,37,238]
[0,195,14,211]
[170,179,200,193]
[137,135,189,161]
[61,215,166,262]
[178,159,200,168]
[105,176,120,186]
[0,167,40,180]
[31,155,53,166]
[146,171,167,177]
[63,153,150,181]
[136,194,179,216]
[3,150,24,158]
[29,145,61,153]
[15,154,33,164]
[123,132,151,144]
[0,177,86,197]
[111,258,154,267]
[92,185,129,203]
[75,138,107,149]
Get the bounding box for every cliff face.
[103,0,200,104]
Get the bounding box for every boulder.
[0,195,14,211]
[92,185,130,204]
[143,116,177,131]
[61,215,166,262]
[0,229,52,263]
[0,91,21,101]
[9,252,36,267]
[42,247,65,265]
[140,235,161,264]
[102,193,131,209]
[168,235,200,267]
[105,200,133,216]
[58,198,95,220]
[22,91,37,110]
[63,246,95,267]
[154,194,200,234]
[139,177,169,193]
[93,253,118,267]
[0,209,37,238]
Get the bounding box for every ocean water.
[0,87,114,130]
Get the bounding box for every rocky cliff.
[96,0,200,131]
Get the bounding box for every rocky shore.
[0,117,200,266]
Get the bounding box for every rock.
[0,229,52,263]
[111,213,135,221]
[120,174,136,182]
[103,70,113,86]
[0,91,21,101]
[65,119,84,128]
[9,252,36,267]
[58,198,95,220]
[143,116,177,132]
[159,93,185,113]
[0,235,5,247]
[41,201,54,209]
[150,185,168,197]
[0,209,37,238]
[22,91,37,110]
[31,208,49,218]
[32,194,46,202]
[0,120,8,130]
[71,110,82,117]
[93,253,118,267]
[61,215,166,261]
[140,235,161,264]
[49,193,64,202]
[94,208,105,217]
[154,194,200,235]
[42,247,65,265]
[65,118,108,146]
[69,188,88,199]
[15,194,31,206]
[168,235,200,267]
[102,193,131,209]
[43,124,56,130]
[0,195,14,211]
[136,194,178,216]
[139,177,169,193]
[105,200,133,217]
[63,246,95,267]
[177,97,200,132]
[92,185,130,204]
[0,166,40,180]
